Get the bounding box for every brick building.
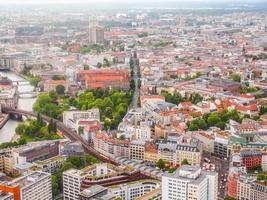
[77,69,130,90]
[240,151,262,171]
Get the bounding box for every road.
[129,55,140,109]
[203,151,229,199]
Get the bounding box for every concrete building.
[0,55,14,70]
[80,185,115,200]
[63,109,100,130]
[236,175,267,200]
[110,179,160,200]
[61,141,85,158]
[157,136,202,166]
[89,26,105,44]
[162,165,218,200]
[130,140,145,161]
[13,141,60,165]
[0,171,52,200]
[63,163,143,200]
[33,155,66,174]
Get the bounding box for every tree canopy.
[189,109,242,131]
[72,89,132,130]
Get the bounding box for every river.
[0,71,36,143]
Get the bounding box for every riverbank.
[0,71,37,142]
[0,114,9,129]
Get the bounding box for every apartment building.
[130,140,146,161]
[157,136,202,166]
[0,171,52,200]
[240,151,262,171]
[92,132,129,158]
[162,165,218,200]
[237,175,267,200]
[134,125,151,141]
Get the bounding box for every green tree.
[85,154,100,164]
[52,75,65,80]
[157,159,165,170]
[215,121,226,130]
[181,159,190,165]
[232,74,241,82]
[189,123,199,131]
[78,126,84,135]
[15,123,26,135]
[83,64,89,70]
[207,113,220,127]
[260,105,267,115]
[256,173,266,181]
[66,156,85,169]
[55,85,65,95]
[51,175,60,197]
[224,197,236,200]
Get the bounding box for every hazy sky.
[0,0,264,4]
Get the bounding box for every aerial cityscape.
[0,0,266,200]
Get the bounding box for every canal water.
[0,71,36,142]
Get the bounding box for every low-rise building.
[63,109,100,130]
[33,155,66,174]
[43,79,69,92]
[77,69,130,90]
[110,179,160,200]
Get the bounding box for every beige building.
[175,146,202,166]
[158,136,202,166]
[144,143,158,163]
[43,79,68,93]
[130,140,145,161]
[237,176,267,200]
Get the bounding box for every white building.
[1,171,53,200]
[63,163,117,200]
[63,169,82,200]
[162,165,218,200]
[63,109,100,130]
[110,179,160,200]
[134,124,151,141]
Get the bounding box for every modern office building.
[89,26,105,44]
[162,165,218,200]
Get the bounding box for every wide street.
[203,151,229,199]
